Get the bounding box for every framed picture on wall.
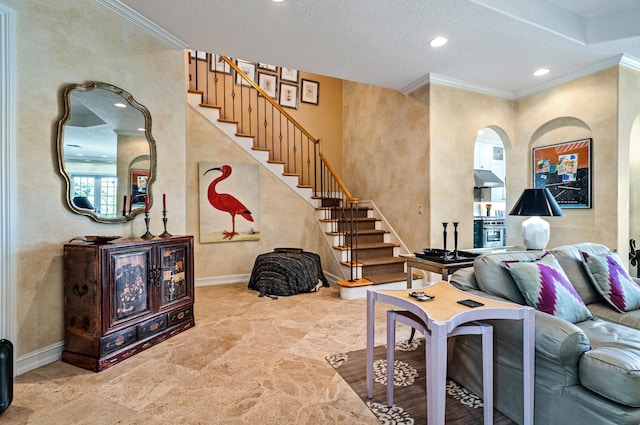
[235,59,256,86]
[301,79,319,105]
[189,50,207,61]
[258,72,278,99]
[211,55,231,74]
[279,83,298,109]
[280,67,298,83]
[532,138,592,208]
[258,63,277,72]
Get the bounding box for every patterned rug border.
[326,339,515,425]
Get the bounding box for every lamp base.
[522,216,549,250]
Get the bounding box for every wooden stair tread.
[326,229,388,236]
[267,160,286,165]
[356,242,400,249]
[283,173,300,177]
[336,278,374,288]
[358,256,405,266]
[218,118,238,124]
[362,272,411,285]
[251,147,270,152]
[188,89,203,95]
[298,185,312,189]
[315,206,373,211]
[199,103,221,109]
[237,133,256,138]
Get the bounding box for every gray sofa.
[449,242,640,425]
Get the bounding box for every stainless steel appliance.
[474,217,506,248]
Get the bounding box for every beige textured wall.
[6,0,186,356]
[342,81,430,252]
[513,67,619,250]
[428,84,514,249]
[186,107,342,280]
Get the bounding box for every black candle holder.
[160,211,172,237]
[141,211,154,239]
[442,222,448,260]
[453,222,460,259]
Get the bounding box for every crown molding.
[402,54,640,101]
[96,0,188,50]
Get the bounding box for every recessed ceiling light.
[429,37,448,47]
[272,0,285,2]
[137,127,145,132]
[534,68,550,77]
[114,102,127,108]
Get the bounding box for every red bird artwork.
[203,165,254,240]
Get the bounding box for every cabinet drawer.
[100,328,137,355]
[137,315,168,339]
[168,306,193,326]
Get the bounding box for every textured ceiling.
[110,0,640,98]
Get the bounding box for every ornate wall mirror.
[56,82,157,223]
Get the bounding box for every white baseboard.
[195,273,251,287]
[196,271,339,287]
[16,341,63,375]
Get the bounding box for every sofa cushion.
[580,347,640,407]
[588,302,640,331]
[473,251,542,304]
[550,243,609,305]
[504,253,593,323]
[581,251,640,313]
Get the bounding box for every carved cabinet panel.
[62,236,194,371]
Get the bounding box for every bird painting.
[203,164,255,240]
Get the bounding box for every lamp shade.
[509,188,564,217]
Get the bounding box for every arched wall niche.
[628,115,640,276]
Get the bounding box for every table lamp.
[509,188,563,249]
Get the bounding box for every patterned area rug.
[326,339,515,424]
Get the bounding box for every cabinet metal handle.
[72,283,88,297]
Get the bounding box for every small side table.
[366,282,535,425]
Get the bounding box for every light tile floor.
[2,283,410,424]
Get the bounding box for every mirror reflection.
[57,82,157,223]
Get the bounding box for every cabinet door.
[105,246,154,331]
[158,242,193,308]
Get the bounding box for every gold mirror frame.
[56,82,157,223]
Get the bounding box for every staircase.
[188,52,422,298]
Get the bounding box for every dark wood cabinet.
[62,236,195,371]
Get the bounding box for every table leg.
[406,263,413,289]
[522,309,535,425]
[428,326,448,425]
[441,268,449,281]
[366,291,375,399]
[386,311,396,406]
[482,325,494,425]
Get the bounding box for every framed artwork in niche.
[533,138,592,208]
[189,49,207,61]
[199,162,261,243]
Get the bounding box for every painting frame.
[258,72,278,99]
[301,79,319,105]
[235,59,256,86]
[532,138,592,209]
[280,67,299,83]
[199,162,261,243]
[189,49,207,61]
[258,63,277,72]
[211,55,231,74]
[279,83,298,109]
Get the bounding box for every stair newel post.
[354,201,359,281]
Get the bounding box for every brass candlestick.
[160,211,172,237]
[141,211,154,239]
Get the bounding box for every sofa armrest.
[534,311,591,365]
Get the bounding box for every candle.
[163,193,166,212]
[145,195,149,213]
[129,196,133,214]
[122,195,127,216]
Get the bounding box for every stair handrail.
[319,152,357,203]
[219,56,319,144]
